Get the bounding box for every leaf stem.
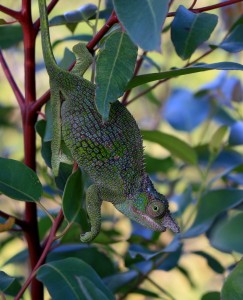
[0,5,21,20]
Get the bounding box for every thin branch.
[189,0,198,10]
[0,50,25,111]
[87,11,119,51]
[167,0,243,17]
[14,209,64,300]
[122,51,147,105]
[0,5,21,20]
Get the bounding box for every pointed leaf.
[62,168,84,223]
[171,6,218,60]
[0,157,42,202]
[0,271,21,296]
[219,24,243,53]
[221,259,243,300]
[209,125,228,154]
[36,258,115,300]
[127,62,243,90]
[209,212,243,253]
[141,130,197,165]
[113,0,170,51]
[96,31,137,120]
[183,189,243,238]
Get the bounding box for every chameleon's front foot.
[80,184,101,243]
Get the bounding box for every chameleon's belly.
[61,96,144,192]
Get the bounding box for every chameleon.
[38,0,180,242]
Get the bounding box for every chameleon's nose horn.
[162,213,180,233]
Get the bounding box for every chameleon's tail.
[38,0,59,75]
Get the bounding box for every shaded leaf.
[201,291,220,300]
[183,189,243,238]
[113,0,170,51]
[55,163,73,191]
[0,271,21,296]
[171,6,218,60]
[142,130,197,165]
[193,251,224,274]
[144,154,174,174]
[0,157,42,202]
[53,34,91,48]
[221,259,243,300]
[209,212,243,253]
[0,105,15,127]
[127,62,243,90]
[37,258,115,300]
[0,25,23,49]
[96,30,137,120]
[219,24,243,53]
[62,168,84,223]
[47,244,116,278]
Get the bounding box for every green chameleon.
[38,0,180,242]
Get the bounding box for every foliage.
[0,0,243,299]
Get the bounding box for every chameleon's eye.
[146,201,165,218]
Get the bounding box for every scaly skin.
[38,0,180,242]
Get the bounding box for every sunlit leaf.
[127,62,243,90]
[113,0,170,51]
[209,125,228,154]
[142,130,197,165]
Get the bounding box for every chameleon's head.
[115,175,180,234]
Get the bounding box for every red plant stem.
[0,50,25,111]
[167,0,243,17]
[18,1,43,299]
[0,5,21,20]
[87,11,119,51]
[122,51,147,105]
[15,210,64,300]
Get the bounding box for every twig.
[14,209,64,300]
[0,210,27,230]
[0,5,21,20]
[167,0,243,17]
[0,50,25,111]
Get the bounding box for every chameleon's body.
[38,0,179,242]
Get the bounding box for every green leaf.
[52,34,91,48]
[63,168,84,223]
[209,125,228,154]
[171,6,218,60]
[0,105,15,127]
[183,189,243,238]
[127,62,243,90]
[144,154,174,174]
[96,30,137,120]
[142,130,197,165]
[0,157,42,202]
[36,258,115,300]
[0,25,23,49]
[193,251,224,274]
[49,4,97,33]
[201,291,220,300]
[219,24,243,53]
[221,259,243,300]
[113,0,170,51]
[47,244,116,278]
[209,212,243,253]
[0,271,21,296]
